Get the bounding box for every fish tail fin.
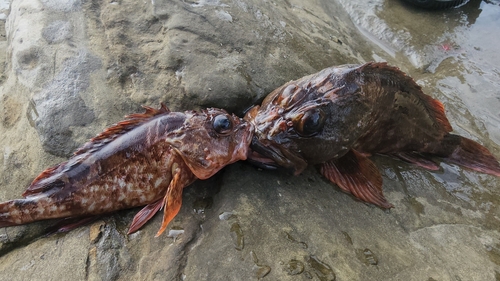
[0,199,24,227]
[428,134,500,176]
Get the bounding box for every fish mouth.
[227,119,255,165]
[248,136,307,175]
[244,105,308,175]
[246,150,280,170]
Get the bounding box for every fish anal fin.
[155,168,184,237]
[127,198,164,234]
[320,150,393,209]
[392,152,440,171]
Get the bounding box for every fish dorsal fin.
[23,104,170,197]
[357,62,452,133]
[74,104,170,155]
[23,162,68,197]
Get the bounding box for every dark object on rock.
[401,0,469,9]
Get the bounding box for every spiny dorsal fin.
[74,103,170,155]
[23,104,170,197]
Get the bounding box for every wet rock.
[229,222,244,251]
[355,248,378,266]
[0,0,499,280]
[306,255,336,281]
[42,20,73,44]
[32,50,100,156]
[284,259,305,275]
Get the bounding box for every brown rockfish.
[245,62,500,208]
[0,105,253,236]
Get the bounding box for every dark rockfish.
[245,62,500,208]
[0,105,253,236]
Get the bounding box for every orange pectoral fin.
[128,198,164,234]
[320,149,393,209]
[155,168,184,237]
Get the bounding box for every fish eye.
[213,114,233,134]
[295,109,325,137]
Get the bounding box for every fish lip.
[249,136,307,175]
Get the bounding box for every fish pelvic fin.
[127,199,164,234]
[428,134,500,176]
[155,168,184,237]
[320,149,393,209]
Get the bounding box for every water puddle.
[355,248,379,266]
[250,251,271,279]
[306,255,336,281]
[284,231,308,249]
[283,259,305,275]
[229,222,244,251]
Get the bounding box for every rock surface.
[0,0,499,280]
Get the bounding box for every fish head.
[168,108,254,180]
[245,66,362,175]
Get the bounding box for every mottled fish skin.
[245,62,500,208]
[0,105,253,236]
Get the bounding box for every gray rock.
[0,0,499,280]
[32,50,100,156]
[42,20,73,44]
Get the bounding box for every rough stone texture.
[0,0,499,280]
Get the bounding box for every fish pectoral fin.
[320,149,393,209]
[128,198,164,234]
[155,168,184,237]
[391,152,440,171]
